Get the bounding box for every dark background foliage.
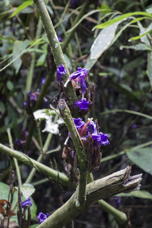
[1,0,152,227]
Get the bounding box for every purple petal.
[74,98,90,111]
[37,212,48,223]
[92,133,110,146]
[70,67,88,80]
[21,198,32,208]
[73,118,85,128]
[79,77,87,94]
[87,120,97,134]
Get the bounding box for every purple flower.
[70,67,88,80]
[69,68,88,94]
[58,36,63,42]
[87,120,97,134]
[131,124,138,129]
[21,198,32,208]
[41,77,46,85]
[73,118,85,128]
[74,98,90,111]
[56,64,67,81]
[28,91,39,102]
[92,133,110,146]
[79,77,87,94]
[37,212,48,223]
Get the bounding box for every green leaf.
[12,40,30,73]
[137,22,151,46]
[20,184,35,199]
[118,190,152,200]
[85,21,121,70]
[95,12,152,29]
[127,147,152,175]
[120,43,152,51]
[0,182,18,205]
[0,102,5,114]
[10,0,33,18]
[6,81,14,91]
[0,182,37,220]
[129,29,152,41]
[98,3,111,14]
[147,51,152,88]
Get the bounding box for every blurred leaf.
[12,40,30,73]
[64,54,72,71]
[118,190,152,200]
[0,182,18,206]
[0,102,5,114]
[147,51,152,88]
[129,29,152,41]
[30,37,46,47]
[10,0,33,18]
[98,3,111,14]
[137,22,152,45]
[96,12,152,29]
[120,43,152,51]
[127,147,152,175]
[7,81,14,91]
[0,182,37,220]
[36,53,47,67]
[85,21,120,70]
[101,109,152,120]
[20,184,35,199]
[146,7,152,14]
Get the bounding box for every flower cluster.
[74,118,109,146]
[69,67,88,95]
[56,66,90,111]
[70,67,90,111]
[73,117,109,169]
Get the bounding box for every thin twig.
[7,128,22,188]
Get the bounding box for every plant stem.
[32,177,49,186]
[98,200,127,225]
[88,173,127,225]
[0,143,69,186]
[34,0,76,103]
[25,18,42,95]
[58,99,88,206]
[25,133,52,183]
[7,129,22,188]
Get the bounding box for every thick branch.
[58,99,88,205]
[0,143,69,186]
[38,166,142,228]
